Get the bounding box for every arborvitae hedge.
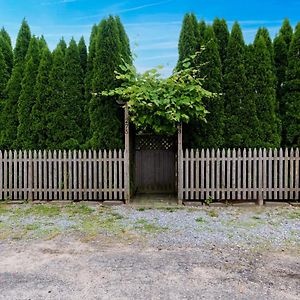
[0,19,31,149]
[30,47,52,149]
[282,23,300,147]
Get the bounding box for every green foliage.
[177,13,200,70]
[102,54,211,135]
[46,46,66,149]
[88,16,127,149]
[212,18,229,72]
[224,22,260,148]
[282,23,300,147]
[187,26,224,148]
[0,50,9,99]
[15,36,41,149]
[256,27,274,63]
[0,20,31,149]
[30,47,52,149]
[280,18,293,47]
[62,38,84,147]
[251,34,281,147]
[0,28,13,75]
[78,36,87,74]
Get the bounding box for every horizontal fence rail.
[181,148,300,201]
[0,150,125,201]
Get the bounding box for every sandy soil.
[0,235,299,300]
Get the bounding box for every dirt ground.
[0,204,299,300]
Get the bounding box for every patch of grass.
[159,207,181,213]
[65,204,95,216]
[195,217,206,223]
[24,223,40,231]
[207,210,219,218]
[251,215,261,220]
[134,218,168,233]
[287,210,300,220]
[24,205,61,217]
[0,204,10,214]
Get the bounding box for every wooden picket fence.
[180,148,300,201]
[0,150,126,201]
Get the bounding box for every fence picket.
[88,150,93,200]
[274,149,278,200]
[0,151,2,200]
[195,149,200,200]
[98,150,103,200]
[190,149,194,200]
[296,148,299,200]
[232,149,236,200]
[200,149,205,200]
[18,150,23,200]
[284,148,289,200]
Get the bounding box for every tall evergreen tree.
[78,36,87,75]
[198,20,206,44]
[116,16,132,64]
[88,16,125,149]
[177,13,200,69]
[46,45,65,149]
[0,28,13,75]
[0,19,31,149]
[280,18,293,47]
[61,38,84,148]
[30,47,52,149]
[189,26,224,148]
[58,38,67,55]
[223,22,259,148]
[212,18,229,72]
[0,50,9,99]
[282,23,300,147]
[274,19,294,117]
[15,36,41,149]
[252,34,281,147]
[256,27,274,62]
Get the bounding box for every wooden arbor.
[124,103,183,204]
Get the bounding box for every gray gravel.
[0,204,299,300]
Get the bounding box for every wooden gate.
[135,135,176,194]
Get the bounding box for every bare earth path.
[0,204,299,299]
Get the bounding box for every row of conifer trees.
[0,15,299,150]
[178,14,299,149]
[0,16,131,150]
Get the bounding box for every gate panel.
[135,135,176,194]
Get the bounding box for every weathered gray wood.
[226,149,231,200]
[108,150,113,200]
[83,150,87,200]
[98,150,103,200]
[43,150,47,200]
[279,148,283,199]
[199,149,204,199]
[58,150,62,200]
[63,151,67,200]
[53,150,58,200]
[8,150,13,200]
[13,151,17,200]
[262,148,267,200]
[48,150,52,200]
[221,149,225,200]
[258,149,263,205]
[24,150,28,200]
[195,149,200,200]
[185,149,189,200]
[190,149,194,200]
[290,148,294,200]
[242,149,247,200]
[38,150,42,200]
[284,148,289,200]
[18,150,23,199]
[88,150,93,200]
[3,151,7,199]
[73,150,77,201]
[124,103,130,203]
[93,150,97,200]
[33,151,37,200]
[274,149,278,200]
[78,150,82,200]
[177,123,183,204]
[113,150,118,200]
[237,149,241,199]
[118,150,123,200]
[216,149,220,200]
[248,149,252,200]
[103,150,107,200]
[211,149,215,200]
[232,149,236,200]
[267,149,272,200]
[253,149,257,200]
[28,150,33,201]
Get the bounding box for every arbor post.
[177,123,183,205]
[124,103,130,204]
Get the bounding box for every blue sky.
[0,0,299,76]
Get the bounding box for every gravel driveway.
[0,203,299,299]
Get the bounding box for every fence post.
[124,103,130,204]
[177,123,183,205]
[28,150,33,201]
